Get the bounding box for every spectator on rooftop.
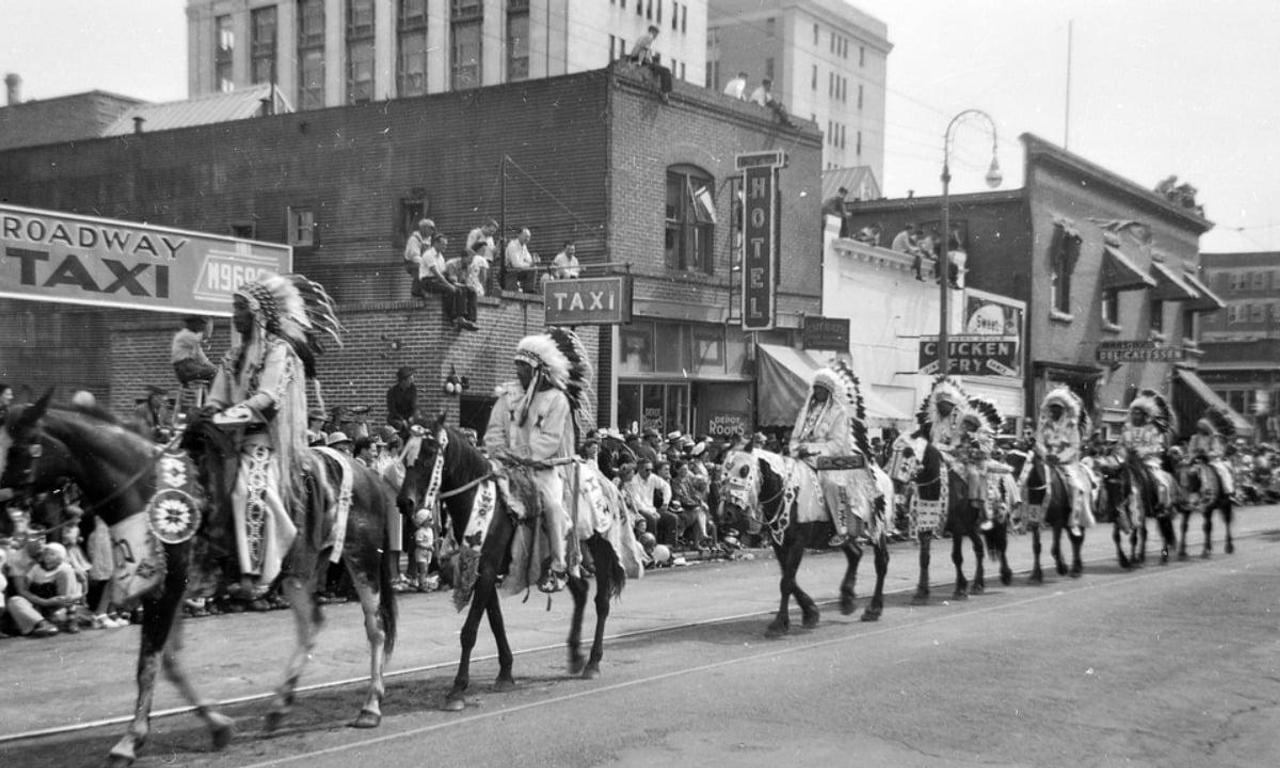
[503,227,538,293]
[444,242,483,331]
[723,71,748,100]
[627,25,673,103]
[748,78,793,127]
[550,240,581,280]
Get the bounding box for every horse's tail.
[379,525,398,661]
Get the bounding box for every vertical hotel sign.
[737,150,786,331]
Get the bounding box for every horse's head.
[0,391,68,498]
[396,412,450,517]
[718,449,763,521]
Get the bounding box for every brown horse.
[910,443,986,602]
[0,394,396,767]
[1013,451,1084,580]
[396,419,631,711]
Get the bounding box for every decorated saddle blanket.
[110,449,205,606]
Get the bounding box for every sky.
[2,0,1279,253]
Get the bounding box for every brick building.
[0,76,144,151]
[1195,251,1280,439]
[846,133,1240,439]
[0,65,821,435]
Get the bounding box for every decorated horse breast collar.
[146,449,203,544]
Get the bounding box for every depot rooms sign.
[0,204,291,316]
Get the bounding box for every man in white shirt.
[623,460,677,543]
[403,218,436,297]
[504,227,537,293]
[627,25,672,103]
[465,217,498,263]
[748,78,794,127]
[550,240,581,280]
[723,71,748,100]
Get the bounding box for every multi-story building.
[0,65,821,435]
[186,0,708,109]
[846,133,1246,440]
[1195,251,1280,438]
[706,0,889,178]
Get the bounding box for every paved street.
[3,506,1280,768]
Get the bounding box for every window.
[681,4,686,33]
[813,23,819,45]
[451,0,482,90]
[1051,258,1072,314]
[1182,308,1197,341]
[811,64,817,90]
[215,15,234,92]
[297,0,326,109]
[397,0,428,97]
[1150,298,1164,333]
[1272,302,1280,322]
[665,165,715,274]
[346,0,375,103]
[764,57,774,80]
[646,0,652,20]
[1252,270,1268,290]
[656,0,662,25]
[858,83,863,109]
[1227,305,1242,325]
[1251,303,1265,322]
[765,17,775,37]
[705,60,717,89]
[288,207,315,247]
[637,0,642,16]
[1102,290,1119,325]
[1229,271,1244,291]
[856,130,861,155]
[859,46,865,66]
[250,7,278,85]
[672,1,679,30]
[828,72,833,97]
[507,0,530,81]
[829,32,835,53]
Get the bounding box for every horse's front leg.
[347,551,394,729]
[861,540,889,622]
[1201,506,1214,557]
[1156,511,1175,563]
[913,531,932,604]
[1068,530,1085,577]
[967,528,986,595]
[1030,525,1045,583]
[445,571,493,711]
[484,585,515,692]
[1051,525,1068,576]
[767,537,798,635]
[839,538,862,616]
[583,538,614,679]
[1222,498,1235,554]
[950,532,969,600]
[1177,508,1191,560]
[1112,523,1131,570]
[266,569,324,732]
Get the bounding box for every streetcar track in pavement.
[0,525,1262,749]
[231,545,1255,768]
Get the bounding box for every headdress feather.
[804,360,871,457]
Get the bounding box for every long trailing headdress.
[1129,388,1176,435]
[513,327,595,442]
[798,359,872,458]
[1040,385,1091,442]
[1197,405,1235,439]
[915,375,968,438]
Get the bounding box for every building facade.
[1196,251,1280,438]
[0,66,821,435]
[845,133,1235,440]
[706,0,889,178]
[186,0,708,109]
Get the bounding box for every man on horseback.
[485,328,593,594]
[1114,390,1177,519]
[789,361,879,547]
[1188,407,1236,497]
[205,274,342,600]
[1035,386,1096,535]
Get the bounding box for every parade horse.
[1094,452,1176,567]
[910,442,987,602]
[1175,457,1235,559]
[396,418,631,711]
[0,394,397,768]
[717,439,893,631]
[1013,452,1083,581]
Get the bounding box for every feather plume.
[1198,406,1235,439]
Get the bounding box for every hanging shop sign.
[741,162,778,331]
[802,315,850,352]
[918,335,1020,377]
[0,203,291,315]
[1096,340,1185,363]
[543,275,633,326]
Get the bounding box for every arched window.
[665,164,715,274]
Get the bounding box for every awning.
[1181,270,1226,313]
[756,343,914,429]
[1172,368,1254,438]
[1101,246,1156,291]
[1150,261,1199,301]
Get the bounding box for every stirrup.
[827,532,849,548]
[538,568,567,594]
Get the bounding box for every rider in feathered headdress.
[1189,406,1236,495]
[790,360,876,546]
[1115,389,1176,510]
[207,274,343,597]
[485,327,594,593]
[917,376,968,459]
[1035,386,1095,532]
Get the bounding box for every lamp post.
[939,109,1003,375]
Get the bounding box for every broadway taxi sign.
[0,203,291,316]
[543,275,633,326]
[918,335,1020,377]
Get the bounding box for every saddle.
[810,454,866,471]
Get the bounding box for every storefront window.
[690,325,724,375]
[618,324,654,373]
[654,321,688,372]
[642,386,666,432]
[616,382,691,435]
[617,383,641,433]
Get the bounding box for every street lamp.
[939,109,1002,375]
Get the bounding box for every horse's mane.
[180,411,239,460]
[440,424,491,479]
[64,402,121,425]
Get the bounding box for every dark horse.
[0,395,396,767]
[1096,453,1177,567]
[910,443,986,602]
[1175,458,1235,559]
[1014,452,1084,580]
[396,420,628,711]
[717,442,892,631]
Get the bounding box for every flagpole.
[1064,20,1073,150]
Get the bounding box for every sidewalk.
[3,505,1277,740]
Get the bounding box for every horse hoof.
[840,596,856,616]
[350,709,381,729]
[765,620,789,636]
[1000,569,1012,586]
[802,612,821,629]
[1055,562,1069,577]
[582,664,600,680]
[1200,550,1211,559]
[951,590,968,601]
[262,711,284,734]
[442,697,467,712]
[1029,570,1043,584]
[970,583,985,595]
[1226,542,1235,554]
[1070,568,1082,579]
[567,654,586,676]
[1177,551,1188,562]
[860,606,882,622]
[493,677,516,693]
[911,589,929,605]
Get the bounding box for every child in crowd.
[8,542,83,637]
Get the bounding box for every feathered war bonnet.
[234,273,344,377]
[1129,388,1176,434]
[513,327,595,441]
[915,375,968,435]
[1196,406,1236,439]
[1040,385,1091,439]
[803,359,872,457]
